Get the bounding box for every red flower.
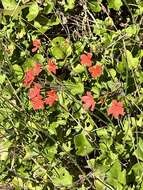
[80,53,92,67]
[45,89,58,106]
[81,91,95,111]
[33,63,42,76]
[107,100,125,118]
[32,39,41,52]
[28,83,44,110]
[23,69,34,87]
[28,83,42,99]
[47,59,57,74]
[23,64,42,87]
[88,64,102,78]
[30,95,44,110]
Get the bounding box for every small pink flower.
[47,59,57,74]
[33,63,42,76]
[23,69,34,87]
[88,64,102,78]
[107,100,125,118]
[28,83,42,99]
[82,91,95,111]
[45,89,58,106]
[31,95,44,110]
[80,53,92,67]
[32,39,41,52]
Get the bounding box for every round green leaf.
[26,2,39,21]
[74,132,94,156]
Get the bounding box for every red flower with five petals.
[80,53,92,67]
[82,91,95,111]
[88,64,102,79]
[28,83,42,99]
[23,69,34,87]
[31,95,44,110]
[107,100,125,118]
[47,59,57,74]
[32,39,41,53]
[23,63,42,87]
[45,89,58,106]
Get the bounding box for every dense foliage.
[0,0,143,189]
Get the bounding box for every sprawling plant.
[0,0,143,189]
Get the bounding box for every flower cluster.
[80,53,103,79]
[23,59,58,110]
[80,52,125,118]
[80,52,101,112]
[23,43,125,118]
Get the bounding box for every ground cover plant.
[0,0,143,189]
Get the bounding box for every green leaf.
[117,55,126,73]
[73,64,85,73]
[50,46,65,60]
[88,1,101,12]
[106,160,126,189]
[91,85,100,98]
[108,160,121,178]
[124,24,139,37]
[0,139,11,160]
[108,0,123,11]
[1,0,16,10]
[23,145,38,160]
[12,64,23,81]
[95,164,109,176]
[0,74,6,85]
[74,41,85,55]
[32,164,47,179]
[105,17,114,26]
[46,145,57,162]
[12,177,24,188]
[131,162,143,177]
[133,138,143,161]
[74,131,94,156]
[96,128,108,138]
[50,37,72,59]
[26,2,39,21]
[108,69,116,78]
[52,167,73,187]
[33,54,45,63]
[135,6,143,16]
[71,82,84,95]
[79,185,86,190]
[93,19,106,35]
[118,50,139,72]
[23,58,35,71]
[95,180,105,190]
[51,37,65,46]
[64,0,76,11]
[87,159,95,170]
[0,107,12,122]
[34,16,61,33]
[126,50,139,69]
[85,116,95,131]
[44,1,54,14]
[48,122,59,135]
